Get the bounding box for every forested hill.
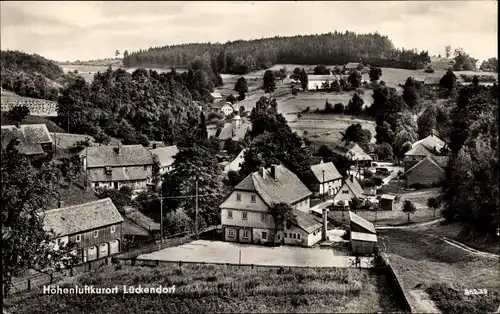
[1,50,65,101]
[123,31,431,74]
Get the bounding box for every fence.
[377,253,414,313]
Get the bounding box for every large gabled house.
[219,164,324,247]
[404,134,446,171]
[79,144,155,192]
[1,124,53,157]
[404,155,448,188]
[43,198,124,264]
[305,161,343,198]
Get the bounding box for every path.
[375,218,445,229]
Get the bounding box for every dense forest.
[123,31,431,74]
[0,50,65,100]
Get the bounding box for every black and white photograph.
[1,1,498,313]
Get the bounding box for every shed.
[349,211,376,234]
[380,194,396,211]
[351,231,378,255]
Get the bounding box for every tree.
[349,197,362,213]
[196,111,208,141]
[369,67,382,82]
[427,197,441,219]
[346,93,364,115]
[440,69,457,92]
[402,200,417,223]
[300,68,308,91]
[445,45,451,58]
[341,123,372,151]
[115,50,120,58]
[314,65,330,75]
[333,102,344,114]
[262,70,277,94]
[292,88,298,98]
[234,77,248,97]
[7,105,30,125]
[226,94,237,104]
[374,142,394,161]
[268,203,298,245]
[95,186,133,215]
[1,142,75,295]
[227,170,243,187]
[347,71,362,88]
[59,155,82,190]
[479,58,498,73]
[402,77,420,110]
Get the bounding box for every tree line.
[123,31,431,74]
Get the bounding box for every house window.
[242,230,249,239]
[261,213,267,222]
[95,182,100,188]
[227,210,233,219]
[262,232,267,240]
[236,193,242,201]
[277,234,280,240]
[228,229,235,237]
[75,234,81,242]
[251,195,256,203]
[242,211,248,220]
[110,226,115,234]
[342,190,349,194]
[284,233,287,238]
[289,233,292,238]
[93,230,98,238]
[293,234,297,239]
[297,234,301,240]
[143,165,148,170]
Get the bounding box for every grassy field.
[4,264,403,313]
[378,228,500,313]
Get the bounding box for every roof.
[218,122,250,141]
[381,194,396,200]
[232,123,250,141]
[43,198,124,237]
[345,62,361,69]
[80,145,154,168]
[404,155,446,177]
[310,162,342,183]
[351,231,378,242]
[210,92,223,98]
[87,166,151,182]
[232,165,312,206]
[342,177,365,199]
[122,217,150,237]
[406,135,445,156]
[218,123,234,140]
[1,124,52,155]
[224,149,247,173]
[150,145,179,168]
[431,155,449,168]
[307,75,336,81]
[349,211,376,234]
[424,77,442,85]
[333,142,372,161]
[292,209,322,233]
[53,133,95,149]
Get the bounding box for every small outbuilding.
[349,211,376,234]
[380,194,396,211]
[351,232,378,255]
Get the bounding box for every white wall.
[334,183,357,205]
[293,197,310,212]
[319,179,342,196]
[307,229,323,247]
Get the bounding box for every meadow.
[4,264,403,313]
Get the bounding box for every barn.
[349,211,376,234]
[380,194,396,211]
[351,232,378,255]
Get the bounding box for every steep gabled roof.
[233,165,312,206]
[1,124,52,155]
[80,145,154,168]
[53,133,95,149]
[43,198,123,237]
[333,142,373,161]
[404,155,446,177]
[150,145,179,168]
[224,149,247,173]
[349,211,376,234]
[310,162,342,183]
[292,209,322,233]
[345,177,365,198]
[210,92,222,99]
[406,135,445,157]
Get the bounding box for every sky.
[1,1,497,63]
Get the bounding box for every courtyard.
[137,239,375,268]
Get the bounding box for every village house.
[79,144,155,192]
[333,142,373,168]
[210,92,223,103]
[223,149,247,173]
[150,145,179,176]
[332,175,369,207]
[404,134,446,171]
[344,62,363,73]
[1,124,53,157]
[43,198,124,264]
[348,211,378,255]
[404,155,448,188]
[211,102,235,117]
[307,74,338,91]
[216,112,250,150]
[219,164,324,247]
[305,161,343,198]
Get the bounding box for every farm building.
[350,232,378,255]
[1,124,54,157]
[404,155,447,188]
[404,134,446,171]
[349,211,376,234]
[379,194,396,211]
[344,63,363,72]
[307,75,338,90]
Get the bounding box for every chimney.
[270,165,278,181]
[58,200,65,208]
[322,208,328,241]
[350,174,354,183]
[258,167,266,179]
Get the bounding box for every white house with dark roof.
[1,124,53,156]
[150,145,179,175]
[43,198,124,263]
[219,164,323,247]
[306,161,343,198]
[79,144,155,192]
[404,134,446,171]
[333,175,368,206]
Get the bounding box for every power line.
[156,192,226,200]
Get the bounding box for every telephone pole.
[195,178,199,239]
[160,190,163,242]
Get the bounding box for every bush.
[426,283,500,314]
[425,67,435,73]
